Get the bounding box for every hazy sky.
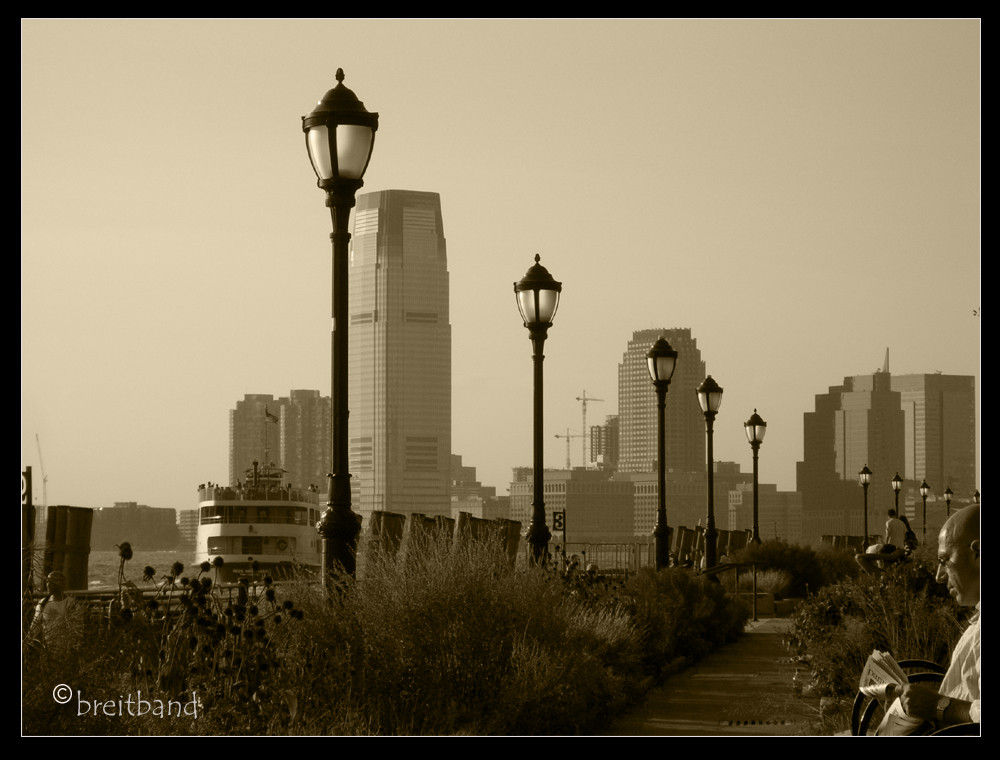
[21,19,980,513]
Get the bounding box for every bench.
[851,659,979,735]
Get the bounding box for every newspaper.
[859,650,926,735]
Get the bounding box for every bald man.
[897,503,981,730]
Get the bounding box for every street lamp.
[647,336,678,570]
[859,465,872,548]
[919,480,930,541]
[944,487,954,517]
[744,409,767,545]
[515,254,562,564]
[892,472,903,515]
[697,376,723,568]
[303,70,379,584]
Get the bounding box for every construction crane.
[575,391,604,466]
[554,428,583,470]
[35,434,48,510]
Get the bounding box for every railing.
[199,514,313,526]
[198,485,320,504]
[557,542,655,577]
[25,579,288,623]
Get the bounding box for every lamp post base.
[654,523,672,570]
[318,504,362,588]
[526,520,552,565]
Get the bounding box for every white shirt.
[885,517,906,548]
[940,604,981,722]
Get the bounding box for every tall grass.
[23,532,749,735]
[736,569,793,597]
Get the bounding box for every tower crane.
[35,433,48,510]
[575,391,604,466]
[554,428,583,470]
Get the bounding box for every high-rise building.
[590,414,620,473]
[348,190,451,521]
[891,374,977,498]
[617,328,706,475]
[229,393,287,484]
[229,391,331,490]
[280,389,331,493]
[796,370,905,543]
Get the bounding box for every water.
[86,549,197,589]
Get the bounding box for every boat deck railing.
[197,484,320,504]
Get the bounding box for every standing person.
[888,504,980,732]
[857,509,907,574]
[884,509,906,557]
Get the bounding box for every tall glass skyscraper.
[347,190,451,521]
[891,374,977,497]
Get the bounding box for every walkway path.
[602,617,825,736]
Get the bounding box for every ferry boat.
[194,461,323,583]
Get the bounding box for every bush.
[814,544,861,587]
[736,568,793,597]
[791,548,964,700]
[730,539,831,597]
[624,567,749,681]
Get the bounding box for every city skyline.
[21,20,980,512]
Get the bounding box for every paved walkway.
[603,617,824,736]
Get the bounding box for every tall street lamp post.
[944,487,954,518]
[859,465,872,548]
[647,336,678,570]
[920,480,930,541]
[744,409,767,545]
[302,70,378,584]
[515,255,562,564]
[697,376,723,568]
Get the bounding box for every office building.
[229,391,331,491]
[348,190,451,521]
[280,389,332,493]
[451,454,506,520]
[229,394,289,484]
[92,502,178,551]
[617,328,706,475]
[509,467,635,543]
[727,481,803,545]
[590,414,620,473]
[796,370,905,544]
[891,374,977,499]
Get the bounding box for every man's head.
[46,570,66,594]
[936,504,980,607]
[889,509,897,518]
